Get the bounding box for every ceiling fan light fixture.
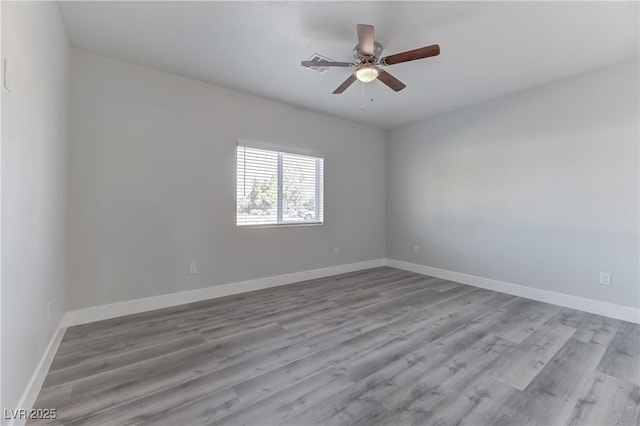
[355,66,379,83]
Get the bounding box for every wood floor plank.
[490,300,562,343]
[291,341,452,425]
[130,387,239,426]
[353,284,477,319]
[566,371,640,426]
[213,368,354,426]
[43,333,206,389]
[54,340,314,424]
[420,377,517,426]
[433,297,535,356]
[377,289,515,345]
[420,277,463,292]
[374,276,443,296]
[340,274,427,296]
[545,307,622,347]
[494,338,608,426]
[195,299,339,340]
[69,387,239,426]
[489,322,576,390]
[31,383,72,411]
[54,320,183,356]
[378,334,515,425]
[277,304,358,333]
[54,324,304,420]
[298,315,388,352]
[28,267,640,426]
[51,326,199,371]
[596,321,640,385]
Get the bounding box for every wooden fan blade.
[356,24,375,57]
[332,74,357,94]
[301,61,353,67]
[377,70,406,92]
[381,44,440,66]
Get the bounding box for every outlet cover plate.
[599,272,611,286]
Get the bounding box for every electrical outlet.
[334,246,339,255]
[189,262,197,275]
[599,272,611,286]
[414,245,420,254]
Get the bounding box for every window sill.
[237,222,324,229]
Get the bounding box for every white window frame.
[236,143,324,228]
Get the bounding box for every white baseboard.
[60,256,640,328]
[9,320,67,426]
[386,258,640,324]
[62,258,386,327]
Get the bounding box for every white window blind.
[237,145,324,227]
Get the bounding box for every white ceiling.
[58,1,639,129]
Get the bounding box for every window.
[236,145,324,226]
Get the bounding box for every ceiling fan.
[301,24,440,94]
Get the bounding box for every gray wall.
[387,60,639,309]
[67,49,386,310]
[1,2,69,415]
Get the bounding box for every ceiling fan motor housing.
[353,41,384,62]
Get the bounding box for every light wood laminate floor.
[31,267,640,425]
